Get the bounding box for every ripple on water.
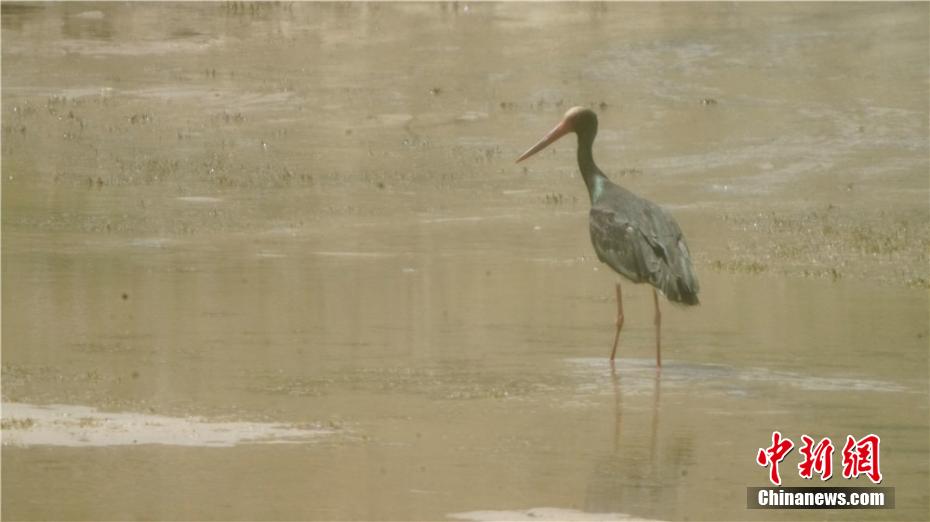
[127,237,172,248]
[562,357,912,398]
[450,507,662,521]
[1,402,334,448]
[176,196,222,204]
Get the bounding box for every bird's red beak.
[516,118,574,163]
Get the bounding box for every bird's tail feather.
[658,255,700,306]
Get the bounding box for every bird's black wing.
[589,202,700,305]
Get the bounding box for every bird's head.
[516,106,598,163]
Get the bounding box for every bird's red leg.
[653,288,662,368]
[609,283,624,361]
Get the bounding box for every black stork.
[516,107,699,367]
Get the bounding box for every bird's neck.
[577,133,606,202]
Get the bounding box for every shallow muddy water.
[2,2,928,521]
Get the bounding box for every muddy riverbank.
[3,3,928,521]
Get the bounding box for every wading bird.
[517,107,699,367]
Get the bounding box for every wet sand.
[2,2,928,521]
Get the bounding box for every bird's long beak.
[516,118,573,163]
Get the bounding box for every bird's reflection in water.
[583,362,689,518]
